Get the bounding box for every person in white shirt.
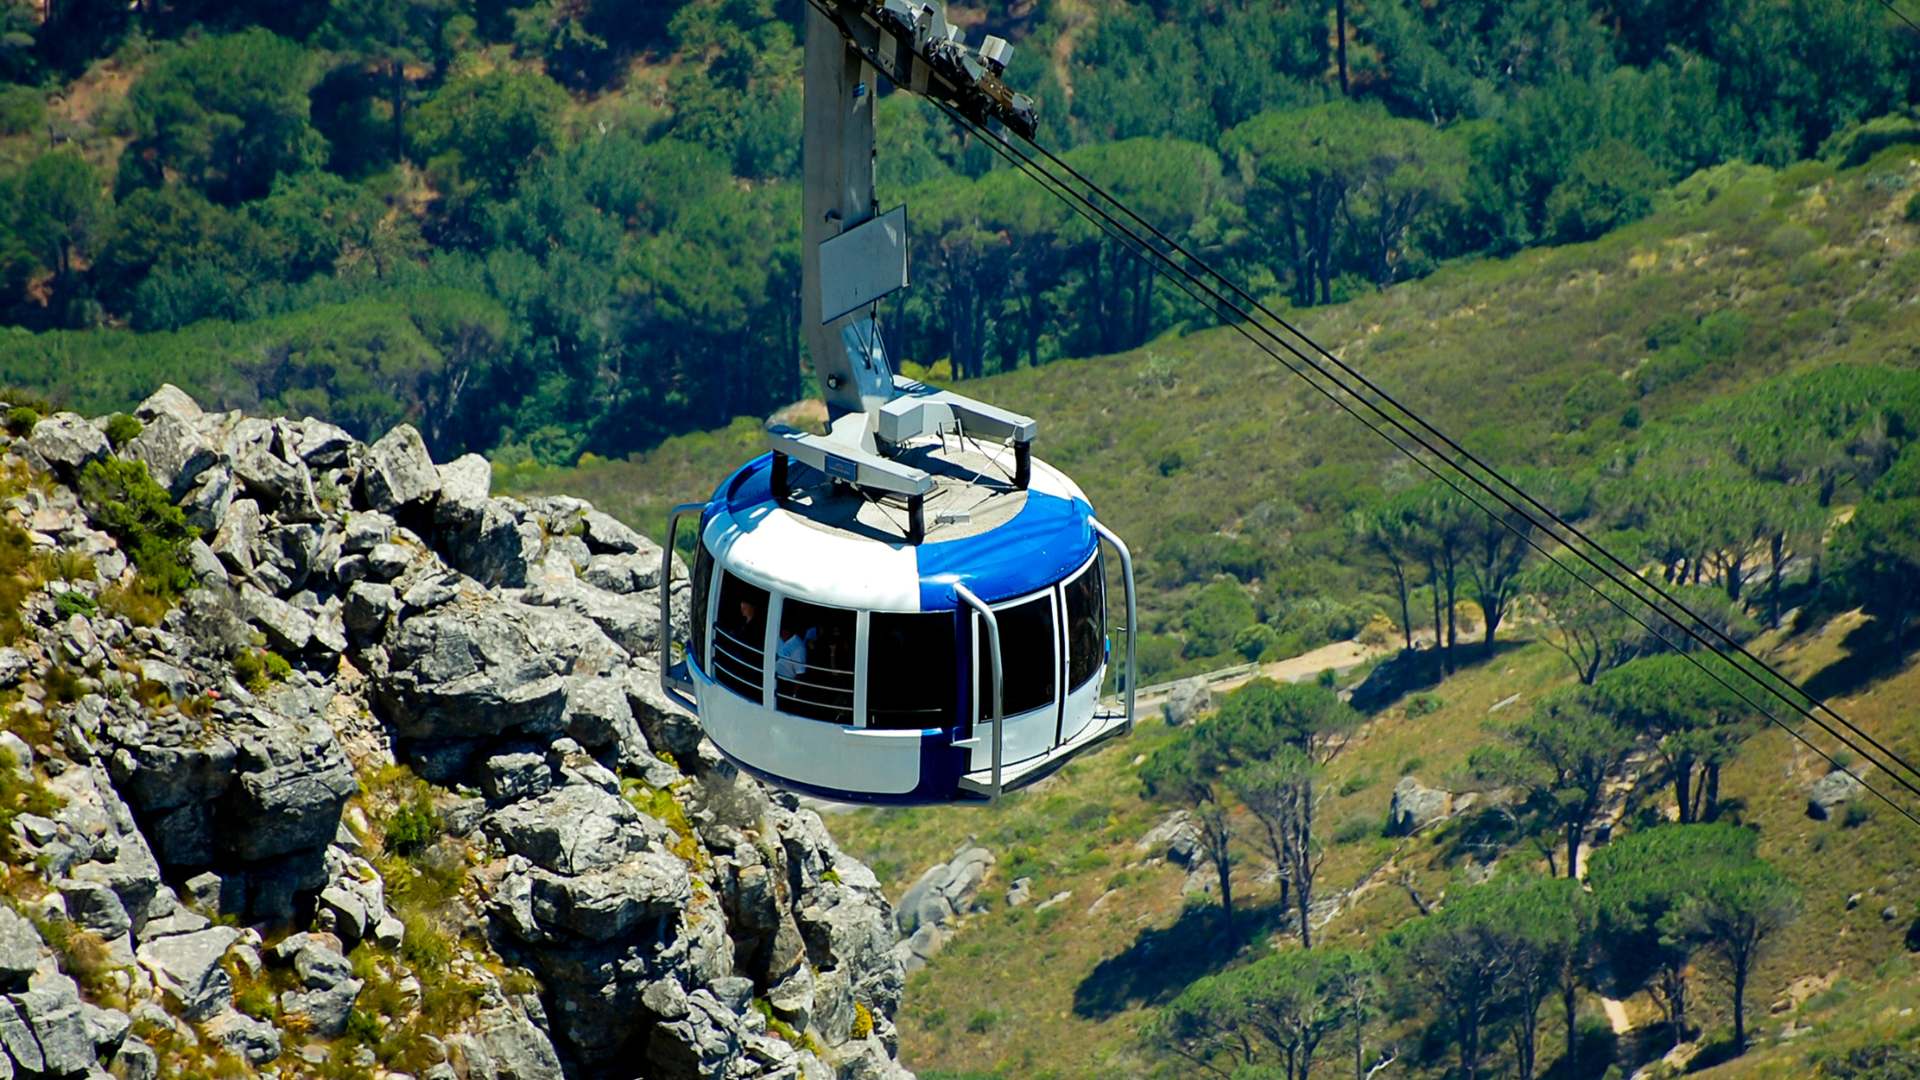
[777,627,814,679]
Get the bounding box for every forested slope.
[3,0,1920,467]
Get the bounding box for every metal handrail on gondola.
[660,503,709,709]
[1090,519,1136,734]
[952,583,1004,801]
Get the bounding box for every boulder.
[225,419,319,520]
[237,584,314,654]
[562,675,640,752]
[0,998,41,1074]
[526,853,692,938]
[220,703,358,862]
[581,510,652,554]
[135,926,239,1020]
[481,751,552,804]
[10,987,93,1076]
[486,785,669,876]
[112,1036,159,1080]
[210,498,261,574]
[1808,768,1865,820]
[342,581,397,643]
[0,907,43,987]
[446,1006,564,1080]
[581,553,660,594]
[1388,775,1452,836]
[373,599,619,740]
[521,572,662,655]
[203,1007,281,1064]
[291,417,354,467]
[0,648,25,690]
[360,424,439,512]
[133,384,202,426]
[125,412,218,499]
[57,879,131,939]
[438,499,543,588]
[26,413,109,478]
[436,453,491,515]
[1162,677,1213,726]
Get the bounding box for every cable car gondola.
[657,0,1135,803]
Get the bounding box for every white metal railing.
[1091,519,1137,734]
[660,502,707,708]
[953,582,1005,801]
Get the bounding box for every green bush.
[1405,693,1443,718]
[3,407,39,436]
[76,459,196,597]
[53,591,97,619]
[1332,814,1380,845]
[382,794,441,858]
[1231,623,1279,662]
[0,86,43,135]
[103,413,143,449]
[231,648,292,693]
[1182,581,1256,659]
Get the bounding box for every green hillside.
[505,146,1920,678]
[3,3,1920,1079]
[507,146,1920,1080]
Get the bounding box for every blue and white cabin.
[660,436,1135,804]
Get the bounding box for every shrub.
[382,794,440,858]
[53,591,96,619]
[3,407,39,436]
[231,649,291,693]
[1231,622,1279,662]
[1405,693,1443,718]
[1332,814,1380,845]
[99,580,171,627]
[76,459,196,597]
[103,413,143,449]
[1842,802,1871,829]
[851,1001,874,1039]
[0,86,43,136]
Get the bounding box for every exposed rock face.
[0,385,913,1080]
[889,846,995,973]
[1388,775,1453,836]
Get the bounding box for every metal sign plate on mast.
[818,204,910,324]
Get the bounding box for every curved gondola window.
[712,572,770,701]
[689,540,715,673]
[868,612,957,730]
[776,598,856,724]
[1064,554,1105,691]
[978,593,1056,718]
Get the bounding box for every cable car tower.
[659,0,1136,804]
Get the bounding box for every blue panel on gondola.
[824,454,859,482]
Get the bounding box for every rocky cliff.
[0,388,911,1079]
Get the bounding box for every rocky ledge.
[0,388,910,1079]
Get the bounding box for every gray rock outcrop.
[0,387,913,1080]
[1807,768,1865,820]
[1388,775,1453,835]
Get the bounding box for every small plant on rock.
[77,459,196,597]
[103,413,143,449]
[3,407,39,436]
[53,590,96,619]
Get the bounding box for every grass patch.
[229,648,292,694]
